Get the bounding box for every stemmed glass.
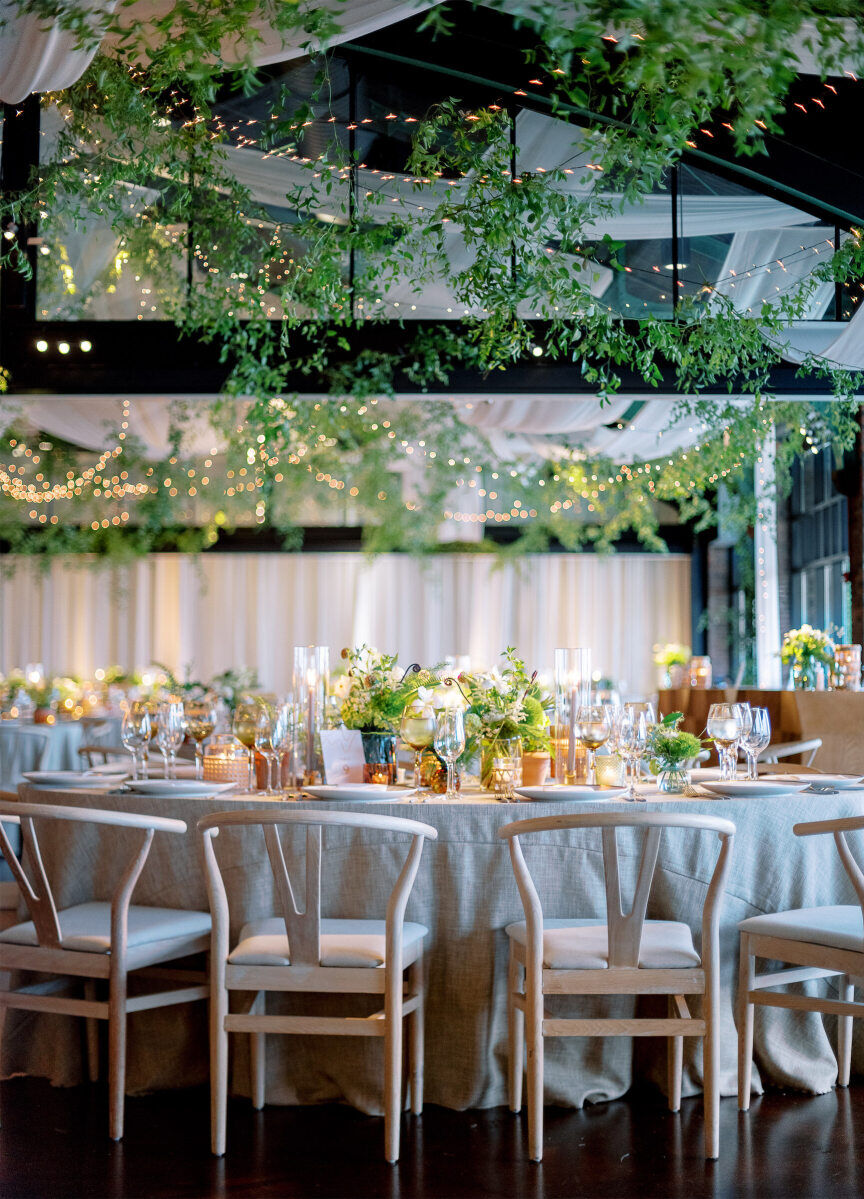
[254,707,281,796]
[707,703,740,782]
[401,701,436,800]
[622,701,655,790]
[271,701,294,795]
[618,710,648,801]
[156,700,186,780]
[433,708,465,802]
[232,699,259,792]
[741,707,771,779]
[121,701,151,781]
[185,698,217,780]
[576,704,611,786]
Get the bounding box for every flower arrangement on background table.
[780,625,836,690]
[653,643,692,689]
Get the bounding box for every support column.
[848,408,864,647]
[755,430,782,687]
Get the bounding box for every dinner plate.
[23,770,128,788]
[514,784,629,802]
[124,780,236,798]
[762,773,864,791]
[702,780,810,799]
[302,784,417,803]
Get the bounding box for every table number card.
[319,728,366,783]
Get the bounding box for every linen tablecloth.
[5,783,864,1114]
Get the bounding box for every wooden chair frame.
[77,744,129,768]
[0,799,210,1140]
[738,814,864,1110]
[758,738,822,767]
[198,808,437,1164]
[499,811,735,1161]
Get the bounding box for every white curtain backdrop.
[0,551,690,696]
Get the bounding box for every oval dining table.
[4,779,864,1118]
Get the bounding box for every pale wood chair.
[77,744,129,768]
[499,811,735,1161]
[0,799,211,1140]
[738,814,864,1110]
[758,738,822,767]
[198,808,438,1164]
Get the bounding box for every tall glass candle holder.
[833,645,861,691]
[554,647,592,784]
[292,646,329,786]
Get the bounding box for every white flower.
[331,675,354,700]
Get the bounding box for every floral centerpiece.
[653,643,691,688]
[461,648,553,787]
[338,646,442,782]
[0,669,26,712]
[209,667,260,713]
[646,712,704,794]
[780,625,836,690]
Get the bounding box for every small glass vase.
[360,731,398,784]
[480,736,523,789]
[792,655,819,691]
[657,765,690,795]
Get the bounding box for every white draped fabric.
[0,0,115,104]
[0,551,690,696]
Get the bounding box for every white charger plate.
[302,784,416,803]
[762,773,864,791]
[23,770,128,788]
[124,780,237,798]
[515,784,629,802]
[702,780,810,799]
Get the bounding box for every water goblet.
[232,699,259,792]
[742,707,771,779]
[121,701,151,781]
[707,703,740,782]
[576,704,611,786]
[254,707,280,795]
[185,698,217,780]
[433,708,465,802]
[618,710,648,801]
[156,700,185,780]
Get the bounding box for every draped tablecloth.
[5,783,864,1115]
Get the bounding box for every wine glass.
[576,704,610,786]
[254,707,280,796]
[741,707,771,780]
[185,698,217,780]
[271,701,294,795]
[156,699,185,780]
[233,699,260,792]
[618,710,648,801]
[707,703,740,782]
[121,701,151,781]
[401,701,436,800]
[433,708,465,802]
[621,702,655,789]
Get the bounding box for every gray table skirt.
[5,784,864,1114]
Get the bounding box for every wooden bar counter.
[658,688,864,774]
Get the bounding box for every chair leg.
[250,991,266,1110]
[84,980,100,1083]
[408,954,425,1117]
[384,964,404,1163]
[525,976,544,1163]
[667,996,683,1113]
[211,975,229,1156]
[737,933,755,1112]
[704,969,721,1160]
[0,1001,6,1126]
[508,948,524,1114]
[837,975,855,1087]
[107,968,127,1142]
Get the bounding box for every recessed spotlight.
[58,341,70,354]
[35,339,48,352]
[79,340,92,352]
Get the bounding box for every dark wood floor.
[0,1077,861,1198]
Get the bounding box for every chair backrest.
[198,808,438,967]
[77,744,128,767]
[794,815,864,918]
[760,737,822,767]
[0,799,187,951]
[498,811,735,969]
[0,725,50,789]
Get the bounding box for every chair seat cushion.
[504,918,701,969]
[0,901,211,954]
[228,917,428,968]
[739,905,864,953]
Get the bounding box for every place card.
[319,728,365,783]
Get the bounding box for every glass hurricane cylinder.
[833,645,861,691]
[554,648,592,784]
[292,646,329,785]
[480,736,522,790]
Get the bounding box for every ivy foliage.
[1,0,864,558]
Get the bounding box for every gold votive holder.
[689,656,713,688]
[595,754,625,787]
[203,734,249,785]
